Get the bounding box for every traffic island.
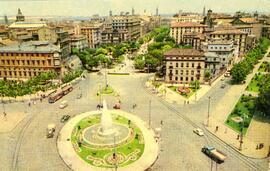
[57,101,159,171]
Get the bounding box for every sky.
[0,0,270,17]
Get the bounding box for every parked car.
[77,93,82,99]
[59,100,68,109]
[61,115,70,123]
[193,128,204,136]
[221,83,226,89]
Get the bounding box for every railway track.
[141,76,265,171]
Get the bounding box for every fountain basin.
[82,123,132,147]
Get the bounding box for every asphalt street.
[0,72,268,171]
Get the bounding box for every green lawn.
[71,114,145,168]
[258,61,270,72]
[168,86,200,99]
[225,95,256,135]
[246,74,264,92]
[97,85,115,96]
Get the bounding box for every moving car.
[59,100,68,109]
[61,115,70,123]
[193,128,204,136]
[46,124,56,138]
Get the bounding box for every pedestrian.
[28,102,31,107]
[3,112,7,118]
[184,100,186,105]
[187,101,189,104]
[215,126,219,132]
[237,134,240,140]
[160,120,163,125]
[119,99,121,104]
[224,128,227,134]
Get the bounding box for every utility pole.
[149,99,151,129]
[104,63,108,89]
[99,84,102,105]
[239,114,246,151]
[195,81,198,102]
[113,135,117,171]
[207,96,211,127]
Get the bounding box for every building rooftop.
[171,22,207,28]
[9,22,47,29]
[211,29,247,35]
[164,48,204,56]
[0,41,60,53]
[240,17,259,24]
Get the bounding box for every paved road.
[0,73,268,171]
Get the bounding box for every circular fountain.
[57,99,159,171]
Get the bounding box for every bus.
[48,85,73,103]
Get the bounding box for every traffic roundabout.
[57,101,159,171]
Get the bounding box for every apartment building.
[170,22,207,44]
[164,48,205,84]
[0,41,61,80]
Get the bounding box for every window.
[181,63,184,67]
[186,77,188,81]
[176,63,178,67]
[192,63,194,68]
[191,70,194,75]
[191,77,194,81]
[175,70,178,74]
[175,77,178,81]
[169,76,172,81]
[180,77,183,81]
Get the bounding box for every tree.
[231,63,248,83]
[204,69,211,80]
[256,87,270,116]
[134,58,145,70]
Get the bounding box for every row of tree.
[256,74,270,116]
[73,41,142,70]
[231,37,270,83]
[0,71,58,97]
[134,26,192,73]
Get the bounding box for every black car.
[61,115,70,123]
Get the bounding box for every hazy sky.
[1,0,270,17]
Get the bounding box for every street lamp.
[239,114,248,151]
[207,96,211,127]
[148,99,152,129]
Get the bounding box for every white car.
[193,128,204,136]
[59,100,68,109]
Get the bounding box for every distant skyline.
[1,0,270,17]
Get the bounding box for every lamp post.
[113,135,117,171]
[207,96,211,127]
[148,99,152,129]
[239,114,247,151]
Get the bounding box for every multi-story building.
[203,39,237,77]
[110,14,140,41]
[170,22,207,44]
[208,29,247,56]
[70,35,88,52]
[0,41,61,80]
[164,48,205,84]
[80,23,102,48]
[172,14,204,23]
[231,17,263,40]
[183,32,205,50]
[38,27,70,58]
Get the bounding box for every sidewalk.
[146,72,223,105]
[206,48,270,158]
